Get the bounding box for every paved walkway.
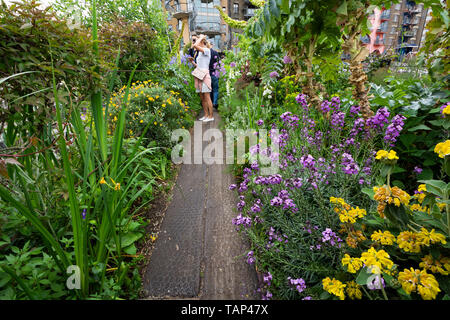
[143,111,259,299]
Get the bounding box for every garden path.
[143,110,259,299]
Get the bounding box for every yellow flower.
[398,268,440,300]
[434,140,450,158]
[373,185,410,218]
[162,104,166,108]
[341,254,363,273]
[346,281,362,300]
[322,277,346,300]
[154,121,157,125]
[375,149,399,161]
[99,177,106,185]
[360,247,394,273]
[110,178,120,191]
[442,104,450,115]
[397,231,422,253]
[419,254,450,276]
[140,120,144,123]
[371,230,396,245]
[417,228,447,246]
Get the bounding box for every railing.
[193,21,224,34]
[403,30,415,37]
[165,0,193,17]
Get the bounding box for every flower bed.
[229,93,450,300]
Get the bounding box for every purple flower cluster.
[320,100,331,113]
[232,213,252,229]
[384,114,406,145]
[257,119,264,126]
[246,251,255,265]
[295,93,308,108]
[288,277,306,293]
[413,166,423,175]
[367,107,390,131]
[349,105,360,116]
[331,111,345,130]
[321,228,342,247]
[280,112,300,128]
[341,153,359,175]
[230,62,236,68]
[330,96,341,110]
[300,154,315,170]
[212,60,226,78]
[254,174,283,185]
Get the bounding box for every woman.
[191,34,214,122]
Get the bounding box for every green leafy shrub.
[108,80,195,147]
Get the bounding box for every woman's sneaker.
[199,116,205,121]
[202,117,214,122]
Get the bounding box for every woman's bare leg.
[199,93,207,118]
[203,93,213,118]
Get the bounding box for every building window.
[233,3,239,14]
[201,0,213,7]
[178,19,182,31]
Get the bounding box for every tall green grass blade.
[50,50,87,297]
[110,64,138,178]
[90,0,107,163]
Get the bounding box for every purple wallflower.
[288,277,306,293]
[232,214,252,228]
[367,107,390,131]
[341,153,359,175]
[320,100,331,113]
[331,111,345,130]
[257,119,264,126]
[350,105,360,116]
[251,203,262,213]
[263,272,273,286]
[246,251,255,265]
[300,154,315,170]
[229,184,237,190]
[321,228,342,247]
[330,96,341,110]
[230,62,236,67]
[262,290,272,300]
[270,196,283,206]
[384,114,406,145]
[295,94,308,108]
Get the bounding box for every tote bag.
[191,68,208,80]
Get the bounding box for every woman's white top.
[196,48,211,70]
